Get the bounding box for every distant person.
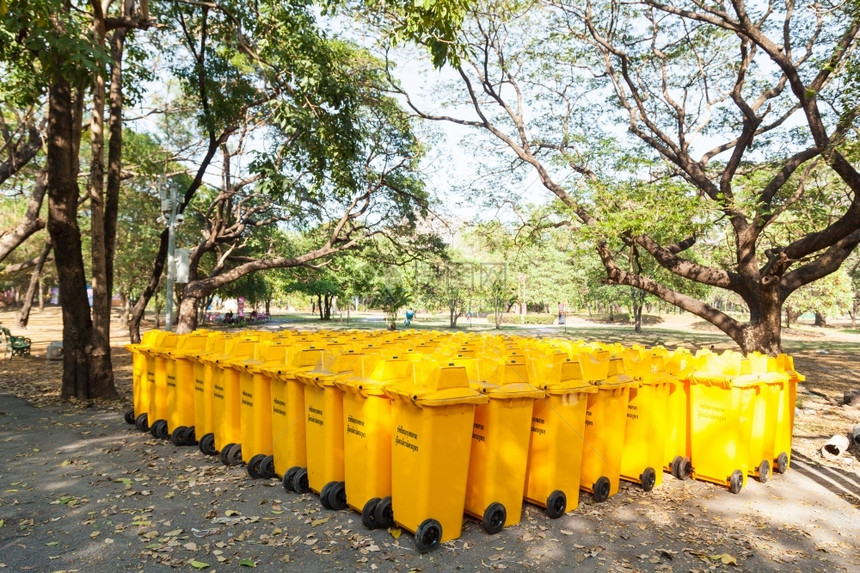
[224,311,234,324]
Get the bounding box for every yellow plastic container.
[205,339,260,464]
[141,333,181,439]
[164,332,213,445]
[619,350,672,491]
[773,354,804,474]
[189,334,235,456]
[294,350,369,508]
[745,353,791,482]
[336,356,413,529]
[661,348,695,479]
[524,358,596,516]
[268,345,326,489]
[579,357,637,502]
[125,329,169,431]
[236,341,290,479]
[384,364,487,553]
[689,353,761,493]
[463,358,543,533]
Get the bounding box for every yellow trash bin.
[773,354,804,474]
[689,352,761,493]
[125,329,169,431]
[268,345,326,491]
[619,350,672,491]
[579,356,637,502]
[384,363,487,552]
[165,331,214,446]
[660,347,695,480]
[336,356,413,529]
[237,341,290,480]
[189,333,234,456]
[142,333,181,440]
[295,350,370,509]
[463,358,544,532]
[524,357,596,516]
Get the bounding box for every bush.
[495,313,557,325]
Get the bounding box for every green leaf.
[239,559,257,567]
[190,561,210,570]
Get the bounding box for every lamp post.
[158,179,182,331]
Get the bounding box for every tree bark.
[17,240,52,328]
[47,77,96,401]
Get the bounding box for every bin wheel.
[247,454,266,479]
[198,433,217,456]
[546,490,566,519]
[260,455,275,479]
[226,443,243,466]
[757,460,770,484]
[124,409,135,425]
[361,498,381,529]
[328,482,347,510]
[373,496,395,529]
[170,426,188,446]
[776,452,789,474]
[728,470,744,494]
[320,482,334,509]
[283,467,300,492]
[414,518,442,554]
[220,443,236,465]
[291,468,310,494]
[640,467,657,492]
[592,477,611,503]
[135,413,149,432]
[182,426,197,446]
[672,456,692,480]
[150,419,169,440]
[482,502,506,534]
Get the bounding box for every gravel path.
[1,390,859,572]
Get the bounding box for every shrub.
[496,313,557,325]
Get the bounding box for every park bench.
[1,326,32,358]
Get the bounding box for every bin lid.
[295,350,368,387]
[336,357,415,396]
[471,380,545,400]
[383,364,488,407]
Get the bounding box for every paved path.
[1,390,859,572]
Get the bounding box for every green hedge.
[495,313,557,325]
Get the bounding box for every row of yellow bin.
[125,328,803,552]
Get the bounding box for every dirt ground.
[1,307,860,572]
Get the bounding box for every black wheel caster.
[247,454,266,479]
[592,477,611,503]
[135,413,149,432]
[414,518,442,553]
[220,443,236,465]
[482,502,506,534]
[757,460,770,483]
[182,426,197,446]
[259,455,275,479]
[776,452,789,474]
[226,443,243,466]
[283,466,300,492]
[124,409,135,425]
[672,456,692,480]
[291,468,310,493]
[640,467,657,492]
[327,481,347,510]
[546,490,566,519]
[373,496,394,529]
[362,497,381,529]
[320,482,334,509]
[170,426,187,446]
[150,419,168,440]
[728,470,744,494]
[198,433,217,456]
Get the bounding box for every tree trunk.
[47,78,100,400]
[128,231,168,343]
[176,293,201,334]
[631,287,644,333]
[17,240,52,328]
[87,6,116,398]
[317,294,324,320]
[814,312,827,327]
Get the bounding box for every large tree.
[378,0,860,354]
